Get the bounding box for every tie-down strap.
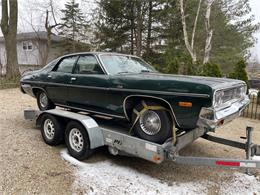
[130,100,176,144]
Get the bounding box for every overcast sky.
[0,0,260,61]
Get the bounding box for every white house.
[0,31,64,75]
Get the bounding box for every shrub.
[201,63,222,77]
[229,59,249,85]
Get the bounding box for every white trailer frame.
[24,108,260,170]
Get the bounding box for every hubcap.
[69,128,84,152]
[39,92,48,108]
[43,119,55,140]
[139,110,161,135]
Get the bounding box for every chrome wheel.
[139,110,161,135]
[69,128,84,152]
[43,119,55,140]
[39,92,48,108]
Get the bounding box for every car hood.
[122,73,245,90]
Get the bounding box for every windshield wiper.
[140,69,152,73]
[117,71,131,74]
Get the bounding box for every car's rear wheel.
[132,101,173,144]
[37,90,55,111]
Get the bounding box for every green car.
[21,52,250,144]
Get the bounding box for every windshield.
[99,54,157,75]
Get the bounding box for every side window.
[54,56,78,73]
[75,55,104,74]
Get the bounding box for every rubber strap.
[130,100,176,144]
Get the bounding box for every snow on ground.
[60,149,260,195]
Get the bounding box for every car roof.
[59,52,139,59]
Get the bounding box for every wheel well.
[123,96,177,124]
[32,88,43,97]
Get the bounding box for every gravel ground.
[0,88,260,194]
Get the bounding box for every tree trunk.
[203,0,214,64]
[146,0,152,54]
[1,0,19,78]
[130,2,134,55]
[179,0,202,64]
[136,2,143,57]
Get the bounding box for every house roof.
[0,31,63,42]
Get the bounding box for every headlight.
[214,90,224,107]
[236,86,246,98]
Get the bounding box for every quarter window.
[55,56,78,73]
[75,55,104,74]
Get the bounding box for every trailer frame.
[24,108,260,170]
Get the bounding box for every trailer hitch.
[169,126,260,171]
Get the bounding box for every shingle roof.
[0,31,63,42]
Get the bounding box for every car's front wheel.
[37,90,55,111]
[132,101,173,144]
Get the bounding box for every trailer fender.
[37,109,105,149]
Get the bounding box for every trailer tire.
[41,114,64,146]
[65,121,93,160]
[132,101,172,144]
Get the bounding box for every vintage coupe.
[20,52,250,144]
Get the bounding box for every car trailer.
[24,108,260,172]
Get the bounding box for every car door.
[67,54,114,115]
[45,55,79,105]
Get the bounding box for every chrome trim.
[123,95,181,127]
[212,83,247,109]
[198,96,250,130]
[21,84,34,97]
[55,103,125,119]
[22,81,209,98]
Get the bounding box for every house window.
[22,41,33,51]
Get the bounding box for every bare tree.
[0,0,19,78]
[203,0,215,64]
[179,0,202,64]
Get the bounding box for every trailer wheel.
[65,121,93,160]
[41,114,64,146]
[132,101,172,144]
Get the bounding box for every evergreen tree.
[229,59,249,86]
[202,63,222,77]
[59,0,89,52]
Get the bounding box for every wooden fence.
[242,94,260,120]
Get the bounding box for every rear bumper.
[197,96,250,130]
[21,83,35,97]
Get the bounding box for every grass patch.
[0,76,20,89]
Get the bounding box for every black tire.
[65,121,93,160]
[41,114,64,146]
[132,101,173,144]
[36,90,55,111]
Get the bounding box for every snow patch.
[219,172,260,195]
[253,156,260,161]
[61,150,260,195]
[60,149,208,195]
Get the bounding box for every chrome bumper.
[197,96,250,130]
[21,84,35,97]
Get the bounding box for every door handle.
[71,77,77,81]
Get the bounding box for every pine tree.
[59,0,89,52]
[202,63,222,77]
[229,59,249,86]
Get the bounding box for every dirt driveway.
[0,88,260,194]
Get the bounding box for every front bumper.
[197,96,250,130]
